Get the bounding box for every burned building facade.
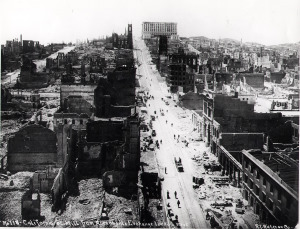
[76,116,140,182]
[52,32,139,188]
[23,40,40,54]
[159,35,168,55]
[109,24,133,49]
[242,150,298,227]
[215,72,265,91]
[45,49,78,73]
[7,124,57,172]
[94,50,136,118]
[199,89,299,227]
[17,55,52,88]
[168,50,198,93]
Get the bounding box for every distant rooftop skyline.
[0,0,299,46]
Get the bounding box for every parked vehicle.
[174,157,184,172]
[211,201,233,208]
[235,199,245,214]
[152,129,156,137]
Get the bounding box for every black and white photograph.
[0,0,299,228]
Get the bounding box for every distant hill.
[187,35,299,51]
[220,38,240,44]
[244,42,264,47]
[189,36,210,40]
[267,42,300,50]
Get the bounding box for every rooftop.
[243,150,299,196]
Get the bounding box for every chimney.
[20,34,22,46]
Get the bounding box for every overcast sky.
[1,0,299,46]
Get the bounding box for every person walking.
[174,191,177,199]
[177,199,180,208]
[167,190,170,199]
[165,167,167,174]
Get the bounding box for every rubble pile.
[104,192,139,227]
[41,178,104,222]
[0,172,33,220]
[185,130,260,228]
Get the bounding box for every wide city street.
[135,37,210,228]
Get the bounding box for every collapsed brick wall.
[107,68,136,106]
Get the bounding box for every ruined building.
[215,72,265,91]
[60,83,97,109]
[31,168,59,193]
[46,50,78,73]
[109,24,133,49]
[94,50,136,118]
[168,49,199,93]
[7,122,76,174]
[242,150,298,227]
[127,24,133,49]
[16,55,52,88]
[198,89,299,227]
[74,48,139,181]
[22,40,40,54]
[76,115,140,183]
[90,55,106,74]
[7,124,58,172]
[159,35,168,55]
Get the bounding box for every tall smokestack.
[20,34,22,46]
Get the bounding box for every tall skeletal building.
[142,22,177,39]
